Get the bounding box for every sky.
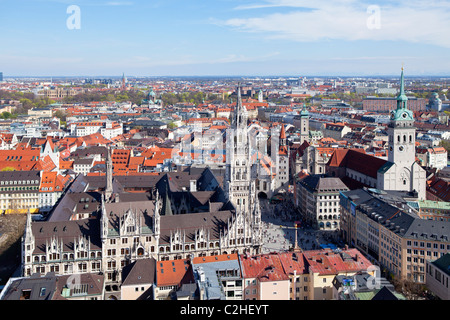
[0,0,450,77]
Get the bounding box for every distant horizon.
[3,74,450,79]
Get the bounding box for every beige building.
[340,188,450,284]
[0,170,40,214]
[27,108,53,118]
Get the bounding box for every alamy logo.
[367,5,381,30]
[66,5,81,30]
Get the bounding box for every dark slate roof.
[175,283,199,300]
[71,146,107,158]
[0,170,40,183]
[403,219,450,243]
[0,273,57,300]
[31,218,101,254]
[159,210,232,245]
[121,258,156,287]
[48,192,102,222]
[104,200,154,235]
[343,188,449,241]
[371,286,399,300]
[300,174,349,193]
[53,273,105,300]
[431,253,450,277]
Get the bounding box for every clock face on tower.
[398,145,405,152]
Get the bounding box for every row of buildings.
[2,248,403,300]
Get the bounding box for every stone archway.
[258,192,268,199]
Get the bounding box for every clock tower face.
[398,145,405,152]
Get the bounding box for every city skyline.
[1,0,450,76]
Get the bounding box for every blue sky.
[1,0,449,76]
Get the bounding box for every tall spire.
[105,146,113,200]
[397,66,408,110]
[234,84,248,129]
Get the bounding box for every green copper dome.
[300,105,309,117]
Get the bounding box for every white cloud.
[222,0,450,48]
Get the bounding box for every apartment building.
[73,158,95,175]
[297,174,349,230]
[39,171,72,214]
[323,123,351,141]
[239,249,373,301]
[153,258,194,300]
[407,200,450,222]
[340,188,450,284]
[239,253,290,300]
[416,146,448,170]
[0,170,41,214]
[69,120,123,139]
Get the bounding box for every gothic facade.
[21,86,264,297]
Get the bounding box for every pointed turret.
[105,146,113,201]
[24,209,35,253]
[233,84,248,129]
[162,184,173,216]
[278,124,288,156]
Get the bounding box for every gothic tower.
[225,84,252,212]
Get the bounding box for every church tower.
[378,67,426,199]
[225,84,252,211]
[275,124,289,190]
[258,89,263,103]
[299,104,309,145]
[388,67,416,166]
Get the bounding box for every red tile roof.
[155,259,194,287]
